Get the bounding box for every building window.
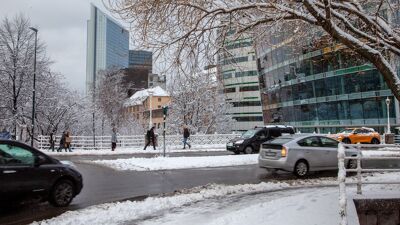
[224,87,236,93]
[239,86,259,92]
[232,116,263,122]
[231,101,261,107]
[158,97,161,102]
[158,105,161,108]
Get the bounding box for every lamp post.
[148,90,154,129]
[29,27,38,147]
[386,97,391,134]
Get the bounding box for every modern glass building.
[256,32,399,134]
[86,4,129,94]
[219,33,264,132]
[129,50,152,71]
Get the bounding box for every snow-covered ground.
[41,144,226,156]
[31,172,400,225]
[89,155,258,171]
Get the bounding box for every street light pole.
[29,27,38,147]
[148,90,153,129]
[386,97,391,134]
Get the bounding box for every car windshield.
[241,129,258,138]
[339,129,354,134]
[269,137,294,145]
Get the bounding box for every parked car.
[258,134,357,177]
[329,127,380,144]
[0,140,83,207]
[227,125,295,154]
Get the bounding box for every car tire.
[49,179,75,207]
[342,138,351,144]
[370,138,380,144]
[244,146,254,154]
[294,160,309,178]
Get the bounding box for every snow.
[31,172,400,225]
[89,154,258,171]
[42,145,226,156]
[124,86,169,107]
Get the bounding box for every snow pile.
[124,86,169,107]
[90,154,258,171]
[43,145,226,156]
[31,172,400,225]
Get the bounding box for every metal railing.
[37,134,239,150]
[338,143,400,225]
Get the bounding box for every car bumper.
[226,145,243,152]
[258,155,293,171]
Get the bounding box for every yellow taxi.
[330,127,380,144]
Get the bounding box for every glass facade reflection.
[86,4,129,94]
[256,36,397,133]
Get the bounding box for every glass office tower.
[256,29,399,134]
[86,4,129,94]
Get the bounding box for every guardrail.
[38,134,239,150]
[337,143,400,225]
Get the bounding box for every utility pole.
[29,27,38,147]
[162,106,168,157]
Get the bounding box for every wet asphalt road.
[1,151,399,225]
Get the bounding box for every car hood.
[229,137,245,143]
[60,160,77,168]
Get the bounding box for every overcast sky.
[0,0,128,92]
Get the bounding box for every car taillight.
[281,147,287,157]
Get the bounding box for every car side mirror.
[35,155,47,167]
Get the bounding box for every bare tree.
[107,0,400,100]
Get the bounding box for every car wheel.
[342,138,351,144]
[347,159,357,169]
[294,160,309,178]
[370,138,380,144]
[244,146,254,154]
[49,179,75,207]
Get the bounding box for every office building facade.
[219,34,264,132]
[86,4,129,93]
[256,31,399,134]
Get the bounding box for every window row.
[232,116,263,122]
[225,40,253,50]
[262,97,395,123]
[224,86,260,93]
[223,70,258,79]
[231,101,262,107]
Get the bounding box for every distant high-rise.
[129,50,152,71]
[86,4,129,94]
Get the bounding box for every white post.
[386,97,391,134]
[338,143,347,225]
[148,90,154,129]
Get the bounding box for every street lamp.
[386,97,391,134]
[148,89,154,129]
[29,27,38,147]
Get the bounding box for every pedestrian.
[144,126,156,150]
[111,128,117,151]
[182,126,191,149]
[65,131,72,152]
[57,131,66,152]
[0,128,11,140]
[48,132,55,152]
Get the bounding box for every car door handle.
[3,170,17,174]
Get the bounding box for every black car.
[0,140,83,207]
[227,125,295,154]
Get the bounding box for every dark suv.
[227,126,295,154]
[0,140,83,207]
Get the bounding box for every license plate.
[227,143,233,147]
[265,152,276,157]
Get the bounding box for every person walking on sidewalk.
[57,131,66,152]
[48,132,55,152]
[65,131,72,152]
[182,126,191,149]
[111,128,117,151]
[144,126,156,150]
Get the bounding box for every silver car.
[258,134,357,177]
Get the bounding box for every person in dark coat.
[57,131,66,152]
[144,126,156,150]
[48,133,55,152]
[182,126,191,149]
[111,128,117,151]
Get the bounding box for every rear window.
[269,137,294,145]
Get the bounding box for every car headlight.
[235,140,244,144]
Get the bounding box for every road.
[1,151,398,225]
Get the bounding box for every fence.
[337,143,400,225]
[38,134,239,150]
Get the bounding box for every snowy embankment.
[31,172,400,225]
[42,144,226,156]
[89,154,258,171]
